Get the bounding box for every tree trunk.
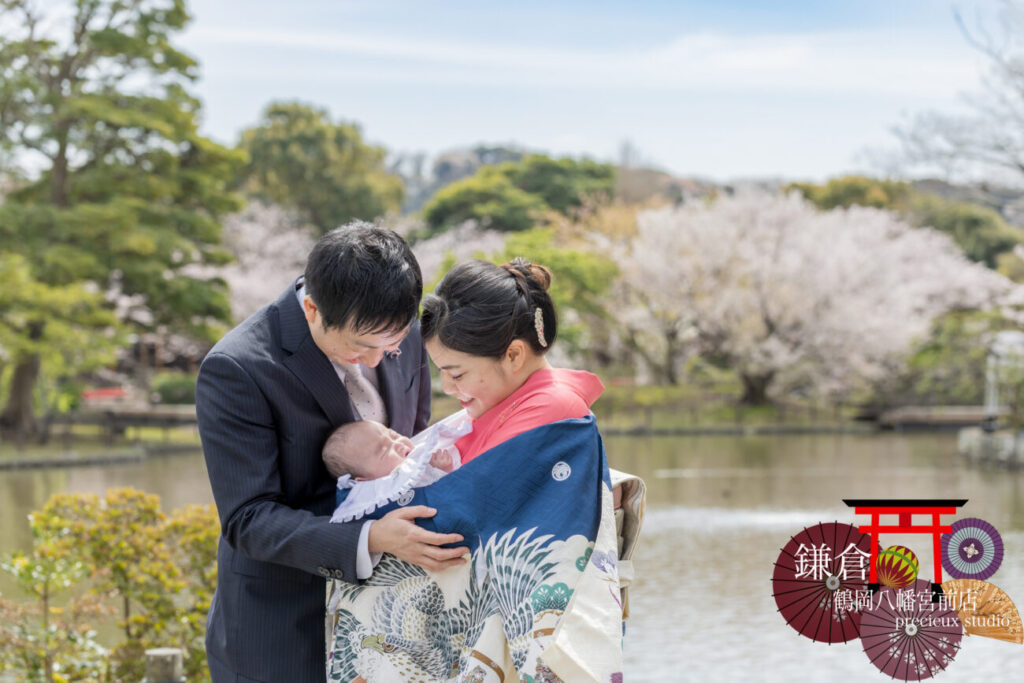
[52,124,70,208]
[0,323,44,442]
[663,328,679,385]
[740,372,774,405]
[1,355,42,441]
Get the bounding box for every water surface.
[2,432,1022,681]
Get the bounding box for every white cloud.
[181,25,986,97]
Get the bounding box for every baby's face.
[356,421,414,480]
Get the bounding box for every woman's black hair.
[421,257,557,358]
[304,222,422,333]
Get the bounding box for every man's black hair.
[304,222,422,333]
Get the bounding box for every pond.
[2,432,1022,681]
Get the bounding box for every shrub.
[151,372,197,405]
[1,489,220,682]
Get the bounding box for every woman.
[328,258,624,683]
[420,258,605,462]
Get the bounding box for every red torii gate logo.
[771,501,1015,681]
[843,498,967,602]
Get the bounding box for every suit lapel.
[277,280,355,426]
[377,327,422,429]
[284,340,355,426]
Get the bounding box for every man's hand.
[367,506,467,571]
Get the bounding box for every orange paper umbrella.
[941,579,1023,644]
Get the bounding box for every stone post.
[142,648,185,683]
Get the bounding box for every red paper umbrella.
[860,579,962,681]
[773,521,873,643]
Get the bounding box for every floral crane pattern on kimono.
[327,415,625,683]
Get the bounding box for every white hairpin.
[534,307,548,347]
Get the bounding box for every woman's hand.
[367,506,468,571]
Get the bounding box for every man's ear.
[505,339,527,372]
[303,296,318,325]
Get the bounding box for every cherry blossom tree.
[201,210,507,325]
[202,201,315,323]
[410,221,509,287]
[209,208,510,325]
[612,192,1019,403]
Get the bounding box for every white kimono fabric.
[327,415,626,683]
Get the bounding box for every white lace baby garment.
[329,409,473,523]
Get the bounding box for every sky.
[178,0,1001,183]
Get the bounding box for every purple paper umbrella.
[940,517,1004,581]
[772,521,872,644]
[861,579,962,681]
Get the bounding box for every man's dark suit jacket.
[195,280,431,682]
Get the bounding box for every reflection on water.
[0,452,213,558]
[606,432,1024,530]
[2,433,1023,681]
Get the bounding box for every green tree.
[500,155,615,214]
[787,175,913,211]
[997,247,1024,282]
[237,102,404,234]
[422,169,547,234]
[0,253,121,443]
[422,154,615,234]
[790,175,1023,267]
[909,195,1023,267]
[879,311,1010,407]
[0,0,242,439]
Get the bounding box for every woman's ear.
[505,339,527,372]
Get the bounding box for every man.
[196,225,466,682]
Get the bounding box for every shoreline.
[0,423,942,470]
[0,443,201,470]
[2,421,980,470]
[600,423,877,437]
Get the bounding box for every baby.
[322,420,452,481]
[325,411,472,523]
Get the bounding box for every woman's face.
[424,338,520,419]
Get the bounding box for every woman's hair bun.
[422,257,558,357]
[419,293,448,341]
[502,257,552,292]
